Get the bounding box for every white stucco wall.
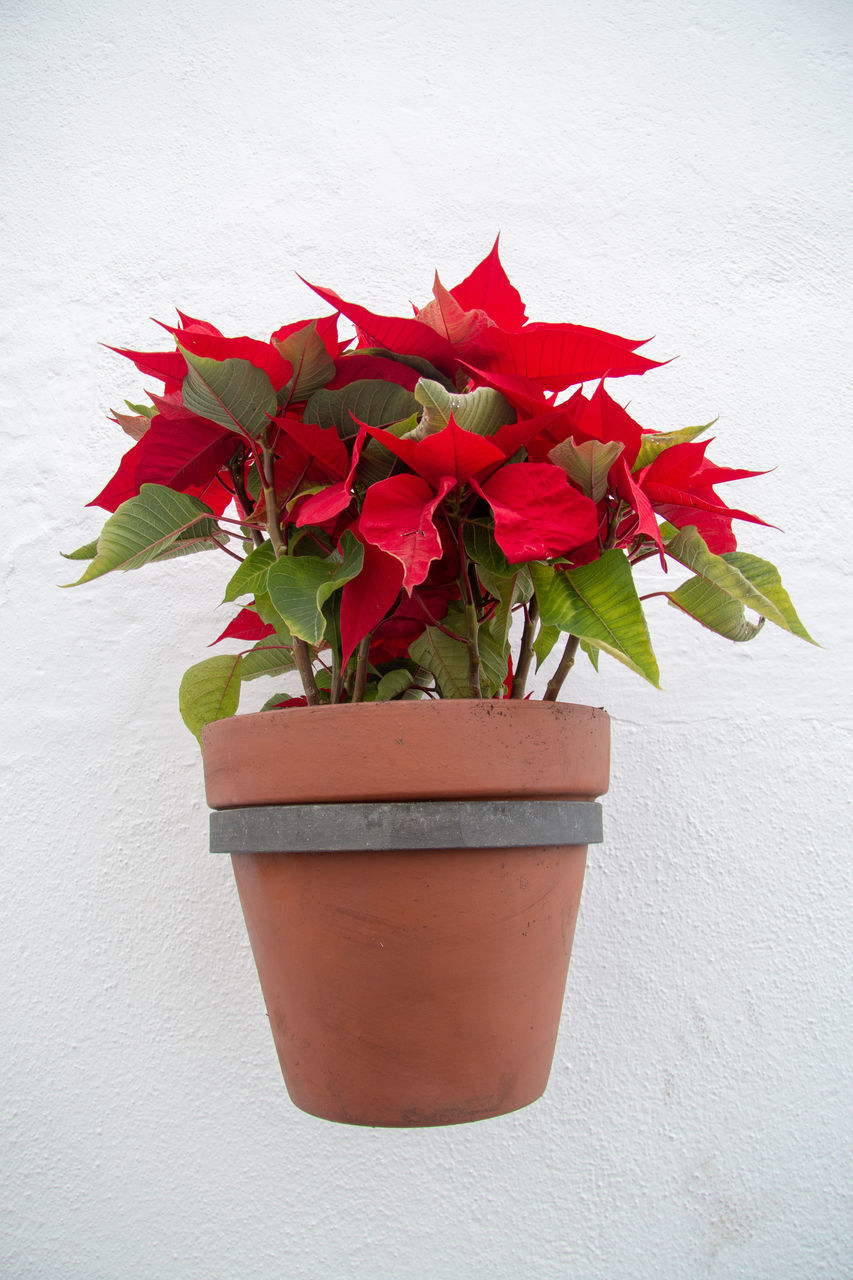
[2,1,851,1276]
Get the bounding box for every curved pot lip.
[204,697,609,741]
[202,698,611,810]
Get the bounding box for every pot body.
[202,700,609,1127]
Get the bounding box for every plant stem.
[351,635,372,704]
[543,633,581,702]
[229,452,263,548]
[260,438,320,705]
[456,524,483,699]
[511,597,539,700]
[291,638,322,705]
[463,599,483,699]
[216,540,245,563]
[329,648,343,705]
[261,444,285,559]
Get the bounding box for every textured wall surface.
[2,1,851,1277]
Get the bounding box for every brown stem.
[216,540,245,563]
[543,633,581,702]
[229,452,263,548]
[329,648,343,705]
[351,635,372,704]
[259,438,320,704]
[456,527,483,699]
[260,443,285,558]
[511,597,539,700]
[292,638,321,706]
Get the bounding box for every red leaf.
[272,415,348,478]
[474,463,599,562]
[327,351,421,390]
[359,473,455,591]
[578,382,644,465]
[612,455,663,554]
[460,362,551,416]
[475,322,665,391]
[294,425,368,527]
[450,236,528,330]
[657,508,738,554]
[370,584,457,662]
[366,415,504,487]
[210,609,275,645]
[339,528,405,667]
[300,279,457,375]
[643,482,770,530]
[173,327,292,390]
[106,345,186,386]
[147,388,196,420]
[271,312,345,357]
[174,311,224,336]
[89,415,236,513]
[416,273,492,347]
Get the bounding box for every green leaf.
[180,347,278,438]
[722,552,816,643]
[531,551,660,686]
[124,400,157,419]
[62,485,223,586]
[60,539,99,561]
[240,632,296,681]
[356,347,457,391]
[304,380,419,437]
[223,540,276,602]
[666,577,764,641]
[664,526,816,641]
[179,654,242,743]
[273,320,336,401]
[547,437,624,501]
[414,378,515,437]
[580,640,600,671]
[408,628,472,699]
[633,420,715,471]
[376,668,417,700]
[533,623,561,669]
[409,609,509,698]
[266,531,364,644]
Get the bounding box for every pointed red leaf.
[451,237,528,330]
[370,583,458,662]
[612,455,663,553]
[173,327,292,390]
[475,322,665,391]
[327,351,421,391]
[272,415,348,478]
[271,312,345,357]
[416,273,492,346]
[577,382,644,465]
[473,463,599,563]
[339,528,405,667]
[460,361,551,416]
[300,279,457,374]
[106,345,187,386]
[366,415,505,487]
[642,481,771,530]
[146,388,196,420]
[359,473,455,591]
[210,608,275,645]
[89,415,236,513]
[174,311,224,336]
[294,425,368,526]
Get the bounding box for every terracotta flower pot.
[202,699,609,1127]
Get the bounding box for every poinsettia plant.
[63,240,814,737]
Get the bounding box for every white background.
[2,2,851,1277]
